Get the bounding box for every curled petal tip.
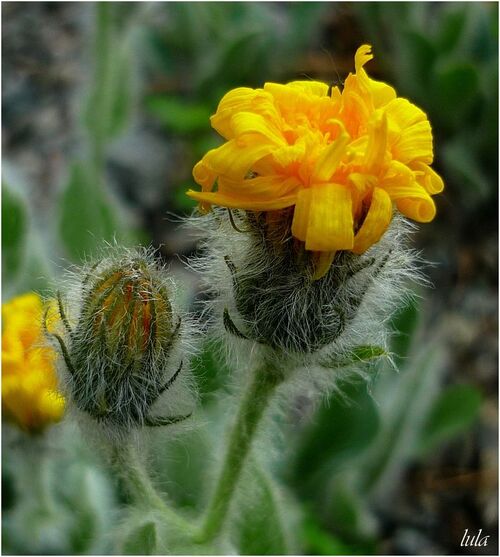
[355,44,374,72]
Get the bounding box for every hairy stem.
[110,442,194,534]
[196,361,284,543]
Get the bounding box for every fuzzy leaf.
[84,4,132,142]
[106,48,132,138]
[389,298,420,364]
[302,515,376,556]
[234,464,294,555]
[320,345,387,369]
[289,380,380,498]
[432,63,479,122]
[442,140,491,201]
[58,163,119,261]
[399,30,437,94]
[436,8,467,53]
[2,184,27,285]
[418,384,482,454]
[191,339,230,403]
[145,96,212,135]
[122,520,157,555]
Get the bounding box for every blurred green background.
[2,2,498,555]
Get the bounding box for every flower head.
[2,293,65,434]
[187,45,443,277]
[50,248,194,432]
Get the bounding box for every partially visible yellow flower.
[187,44,444,277]
[2,293,64,434]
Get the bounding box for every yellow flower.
[2,293,65,434]
[187,45,444,276]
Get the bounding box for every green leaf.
[15,242,52,298]
[58,163,120,262]
[399,30,437,95]
[436,8,467,53]
[442,139,491,202]
[145,96,212,135]
[197,30,269,94]
[234,465,293,555]
[289,380,380,497]
[106,47,132,138]
[418,384,482,454]
[84,4,133,142]
[2,184,27,285]
[191,339,230,404]
[431,63,479,122]
[64,467,116,554]
[302,516,376,556]
[122,520,157,555]
[152,428,213,511]
[327,481,360,539]
[319,345,387,369]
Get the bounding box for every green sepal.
[319,345,387,369]
[144,413,191,428]
[223,308,248,340]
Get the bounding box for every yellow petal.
[218,174,301,199]
[364,111,388,175]
[314,122,350,182]
[339,87,371,137]
[355,44,374,72]
[271,142,307,169]
[230,112,285,145]
[379,170,436,222]
[288,81,330,97]
[202,140,275,179]
[193,160,217,191]
[381,159,414,187]
[186,190,297,211]
[352,44,396,107]
[263,82,321,117]
[312,251,336,280]
[348,172,377,195]
[385,97,427,130]
[411,161,444,194]
[365,76,396,109]
[396,196,436,223]
[210,87,278,139]
[305,183,354,251]
[291,188,312,242]
[353,187,393,254]
[392,120,433,165]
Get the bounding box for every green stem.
[196,361,284,543]
[111,442,195,534]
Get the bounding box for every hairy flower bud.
[48,248,194,431]
[191,207,415,365]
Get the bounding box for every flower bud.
[50,248,194,431]
[192,207,414,361]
